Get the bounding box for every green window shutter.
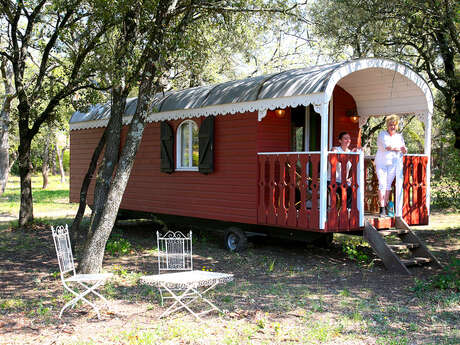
[198,116,214,174]
[160,122,174,173]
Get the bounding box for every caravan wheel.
[224,227,248,252]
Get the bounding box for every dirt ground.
[0,214,459,345]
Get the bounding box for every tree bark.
[51,145,57,176]
[0,99,12,196]
[0,58,14,196]
[42,130,51,189]
[18,136,34,227]
[56,145,66,183]
[451,91,460,150]
[8,151,17,172]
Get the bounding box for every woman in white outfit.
[375,115,407,217]
[331,132,356,209]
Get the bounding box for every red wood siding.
[69,127,105,204]
[332,86,359,148]
[257,109,291,152]
[70,112,259,225]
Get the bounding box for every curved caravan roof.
[70,58,433,131]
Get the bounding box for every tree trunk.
[86,88,126,241]
[18,137,34,227]
[8,151,17,172]
[452,92,460,150]
[51,145,57,176]
[17,95,35,226]
[42,131,51,189]
[56,145,66,183]
[0,100,12,195]
[79,84,152,273]
[70,130,106,244]
[0,58,14,196]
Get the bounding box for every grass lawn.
[0,175,88,222]
[0,175,459,344]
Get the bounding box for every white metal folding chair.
[51,224,113,319]
[140,230,233,321]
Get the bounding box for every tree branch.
[34,6,78,94]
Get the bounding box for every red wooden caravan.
[70,58,433,251]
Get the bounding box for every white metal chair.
[51,224,113,319]
[140,230,233,321]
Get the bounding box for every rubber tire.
[224,227,248,252]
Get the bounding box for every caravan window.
[176,120,199,170]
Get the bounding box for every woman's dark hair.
[338,132,350,140]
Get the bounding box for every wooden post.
[319,102,329,230]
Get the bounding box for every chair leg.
[159,285,203,321]
[190,284,222,314]
[60,292,101,319]
[60,280,105,319]
[158,287,164,306]
[77,281,110,307]
[158,283,223,321]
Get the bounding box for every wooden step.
[379,229,410,236]
[367,217,395,230]
[374,257,431,267]
[388,243,420,251]
[401,257,431,267]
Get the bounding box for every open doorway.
[291,105,321,152]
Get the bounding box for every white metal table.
[141,270,234,320]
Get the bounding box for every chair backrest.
[157,230,193,274]
[51,224,76,278]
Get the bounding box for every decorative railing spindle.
[258,152,325,231]
[403,155,428,225]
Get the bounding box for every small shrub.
[268,259,276,272]
[411,258,460,294]
[0,298,26,311]
[112,264,128,277]
[342,240,370,264]
[106,233,132,256]
[431,177,460,211]
[339,289,350,297]
[431,258,460,291]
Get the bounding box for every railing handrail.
[328,151,362,155]
[258,151,365,155]
[365,153,427,161]
[258,151,321,155]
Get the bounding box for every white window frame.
[176,120,199,171]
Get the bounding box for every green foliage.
[431,258,460,291]
[310,0,460,149]
[106,231,132,256]
[112,264,129,277]
[268,258,276,272]
[342,239,370,264]
[412,258,460,294]
[431,177,460,211]
[0,298,26,311]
